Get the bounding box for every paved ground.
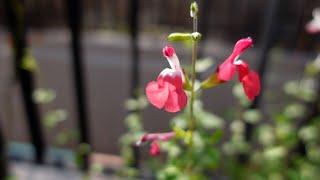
[11,161,118,180]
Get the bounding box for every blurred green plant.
[221,49,320,180]
[119,93,148,177]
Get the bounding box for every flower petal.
[159,69,183,89]
[164,87,187,113]
[136,132,175,145]
[146,81,169,109]
[163,45,175,58]
[306,8,320,34]
[235,60,250,81]
[241,71,260,101]
[149,141,161,156]
[217,59,236,81]
[163,46,184,82]
[233,37,253,55]
[216,38,253,82]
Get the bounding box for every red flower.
[149,141,161,156]
[216,38,260,101]
[217,37,253,81]
[146,46,187,113]
[306,8,320,34]
[136,132,175,156]
[136,132,176,145]
[235,60,260,100]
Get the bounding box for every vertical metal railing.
[3,0,46,164]
[244,0,281,142]
[65,0,90,170]
[0,120,8,179]
[128,0,141,169]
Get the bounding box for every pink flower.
[136,132,176,145]
[306,8,320,34]
[136,132,175,156]
[235,60,260,100]
[149,141,161,156]
[145,46,187,113]
[217,37,253,81]
[216,38,260,100]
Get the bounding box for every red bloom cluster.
[145,46,187,113]
[146,38,260,113]
[136,132,175,156]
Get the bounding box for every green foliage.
[220,49,320,180]
[195,57,214,73]
[44,109,68,128]
[168,33,193,42]
[75,143,91,168]
[33,88,56,104]
[21,50,38,72]
[119,95,147,177]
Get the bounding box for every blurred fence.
[1,0,320,47]
[0,0,319,177]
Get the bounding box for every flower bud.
[168,33,193,42]
[191,32,202,41]
[190,2,199,18]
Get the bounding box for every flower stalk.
[189,1,199,131]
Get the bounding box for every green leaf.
[190,1,199,18]
[90,163,104,174]
[232,83,250,107]
[124,113,142,132]
[191,32,202,41]
[195,57,214,73]
[167,33,193,42]
[242,109,262,124]
[230,120,245,134]
[284,103,306,119]
[263,146,287,161]
[44,109,68,128]
[210,129,223,144]
[258,125,275,147]
[33,88,56,104]
[198,112,224,129]
[55,130,78,145]
[298,125,318,143]
[124,96,148,111]
[21,51,38,72]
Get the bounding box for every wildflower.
[149,141,161,156]
[306,8,320,34]
[235,60,260,100]
[217,37,253,81]
[146,46,187,112]
[202,38,260,100]
[136,132,175,156]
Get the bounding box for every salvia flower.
[306,8,320,34]
[235,60,260,100]
[202,38,260,101]
[136,132,175,156]
[216,37,253,82]
[146,46,187,113]
[149,141,161,156]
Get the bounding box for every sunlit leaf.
[195,57,214,73]
[21,51,38,72]
[44,109,68,128]
[33,88,56,104]
[242,109,262,124]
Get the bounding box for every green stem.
[189,15,198,131]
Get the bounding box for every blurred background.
[0,0,320,179]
